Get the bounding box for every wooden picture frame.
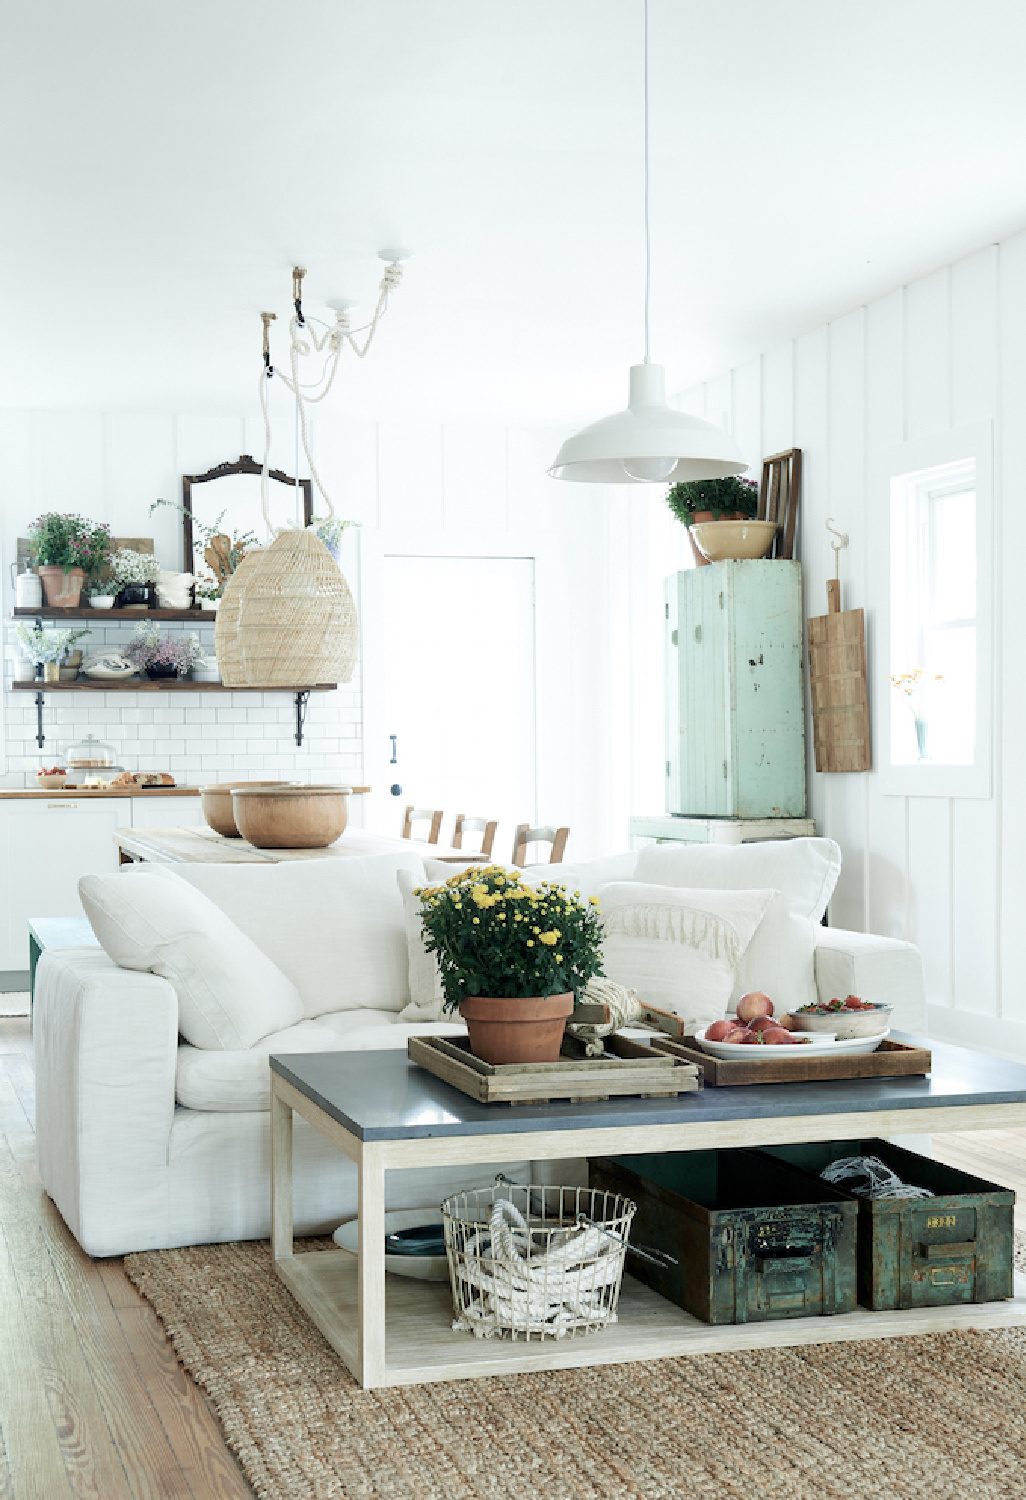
[181,455,313,575]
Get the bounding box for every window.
[877,422,992,799]
[890,458,976,766]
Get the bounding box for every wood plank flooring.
[0,1017,252,1500]
[2,1010,1025,1498]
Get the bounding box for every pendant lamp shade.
[549,363,746,484]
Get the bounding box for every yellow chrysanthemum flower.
[538,930,559,946]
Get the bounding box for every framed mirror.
[182,454,313,576]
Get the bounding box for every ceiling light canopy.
[550,1,746,486]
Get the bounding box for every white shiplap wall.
[676,232,1026,1052]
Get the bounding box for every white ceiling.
[3,0,1026,423]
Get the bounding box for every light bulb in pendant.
[620,455,677,482]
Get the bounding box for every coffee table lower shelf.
[273,1247,1026,1388]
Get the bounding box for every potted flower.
[890,669,944,760]
[15,622,90,681]
[27,513,114,608]
[125,623,203,680]
[665,476,768,566]
[312,515,356,562]
[194,575,222,611]
[417,865,604,1065]
[108,548,162,608]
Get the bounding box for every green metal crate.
[590,1149,857,1325]
[762,1139,1014,1310]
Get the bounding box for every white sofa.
[34,838,926,1258]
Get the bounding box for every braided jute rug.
[124,1235,1026,1500]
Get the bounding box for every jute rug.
[124,1236,1026,1500]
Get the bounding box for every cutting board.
[807,578,871,772]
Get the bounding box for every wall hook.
[825,517,849,581]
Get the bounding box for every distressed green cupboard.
[664,559,806,819]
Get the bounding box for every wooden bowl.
[231,784,351,849]
[200,781,293,837]
[690,519,778,562]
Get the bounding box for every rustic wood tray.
[407,1033,700,1106]
[646,1034,932,1087]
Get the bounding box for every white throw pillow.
[396,867,445,1022]
[632,839,841,1011]
[422,851,640,900]
[79,867,303,1050]
[170,852,426,1017]
[597,882,775,1032]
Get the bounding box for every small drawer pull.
[917,1241,976,1261]
[47,802,77,809]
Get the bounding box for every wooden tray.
[408,1034,700,1105]
[646,1034,932,1087]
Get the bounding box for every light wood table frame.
[270,1046,1026,1390]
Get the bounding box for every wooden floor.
[3,1012,1026,1500]
[0,1015,253,1500]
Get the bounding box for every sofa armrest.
[814,929,927,1034]
[34,947,178,1256]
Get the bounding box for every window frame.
[875,421,993,799]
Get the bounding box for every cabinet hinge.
[722,759,728,779]
[719,592,725,609]
[664,601,669,619]
[666,760,671,778]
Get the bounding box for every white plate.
[693,1026,889,1060]
[332,1208,449,1281]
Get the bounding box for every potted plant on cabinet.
[665,475,770,566]
[27,513,114,608]
[125,622,203,679]
[417,865,604,1065]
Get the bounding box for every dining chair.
[511,823,569,867]
[401,806,444,844]
[452,813,498,858]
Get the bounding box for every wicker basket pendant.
[234,528,358,687]
[214,547,267,687]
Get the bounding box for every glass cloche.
[66,733,118,769]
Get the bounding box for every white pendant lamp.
[549,1,745,485]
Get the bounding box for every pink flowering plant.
[416,864,604,1012]
[28,513,114,577]
[125,623,202,678]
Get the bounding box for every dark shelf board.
[11,680,337,694]
[13,606,216,622]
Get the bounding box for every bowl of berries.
[790,995,892,1039]
[36,766,68,790]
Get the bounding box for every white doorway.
[370,554,537,849]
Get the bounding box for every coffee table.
[269,1035,1026,1389]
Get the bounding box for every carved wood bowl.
[199,781,294,838]
[231,784,351,848]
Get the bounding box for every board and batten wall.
[674,232,1026,1054]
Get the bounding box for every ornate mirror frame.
[181,454,313,573]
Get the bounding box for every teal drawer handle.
[916,1241,976,1261]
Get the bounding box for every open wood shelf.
[11,680,336,693]
[13,606,216,621]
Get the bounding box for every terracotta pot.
[199,781,294,837]
[459,993,574,1066]
[38,565,85,608]
[231,784,350,848]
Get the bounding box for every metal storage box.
[763,1139,1014,1310]
[664,559,806,817]
[590,1149,857,1325]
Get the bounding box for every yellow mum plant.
[416,864,604,1012]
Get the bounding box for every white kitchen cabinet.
[129,794,205,830]
[0,798,131,969]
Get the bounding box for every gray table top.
[270,1033,1026,1143]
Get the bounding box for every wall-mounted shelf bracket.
[35,691,45,749]
[295,691,311,746]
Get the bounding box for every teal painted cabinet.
[664,560,806,818]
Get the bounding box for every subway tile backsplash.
[2,618,363,786]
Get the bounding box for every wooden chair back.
[758,448,803,561]
[401,806,443,844]
[452,813,498,858]
[512,823,569,867]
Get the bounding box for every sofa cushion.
[170,852,427,1017]
[423,851,640,900]
[396,867,445,1022]
[598,883,775,1031]
[632,839,841,1011]
[79,867,303,1050]
[175,1011,468,1111]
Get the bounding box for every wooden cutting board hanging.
[807,523,871,772]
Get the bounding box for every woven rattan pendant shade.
[223,528,358,687]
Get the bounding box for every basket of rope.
[442,1178,636,1341]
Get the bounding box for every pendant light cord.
[643,0,651,365]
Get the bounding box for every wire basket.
[441,1179,636,1341]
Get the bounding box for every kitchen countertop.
[0,785,371,800]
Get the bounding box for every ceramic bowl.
[232,784,351,848]
[333,1209,449,1282]
[690,519,779,563]
[789,1004,893,1039]
[89,595,115,609]
[36,773,67,790]
[200,781,294,837]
